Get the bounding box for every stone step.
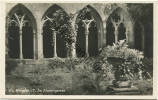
[114,91,141,95]
[107,86,141,95]
[23,60,46,65]
[111,86,139,92]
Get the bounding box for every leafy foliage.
[101,39,144,63]
[44,9,75,49]
[77,7,92,20]
[76,6,97,27]
[100,39,151,80]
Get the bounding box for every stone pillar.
[70,27,77,58]
[52,29,57,57]
[82,19,94,57]
[125,27,129,42]
[6,17,9,58]
[71,38,77,58]
[85,30,89,57]
[110,17,122,43]
[6,32,9,58]
[19,29,23,59]
[33,30,36,59]
[12,13,26,59]
[37,22,44,59]
[114,26,119,43]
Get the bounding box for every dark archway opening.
[42,4,67,58]
[132,4,153,57]
[8,23,20,58]
[106,22,115,46]
[144,22,153,57]
[43,21,53,58]
[7,5,36,59]
[88,21,98,56]
[134,22,143,51]
[142,5,153,58]
[118,23,126,41]
[22,22,34,59]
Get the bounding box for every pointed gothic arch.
[76,5,104,57]
[42,4,68,58]
[106,7,131,45]
[6,4,37,59]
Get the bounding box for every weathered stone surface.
[111,86,139,92]
[115,81,132,88]
[108,86,140,95]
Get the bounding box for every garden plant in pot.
[105,39,144,88]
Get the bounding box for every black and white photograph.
[1,1,156,98]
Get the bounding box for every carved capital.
[82,19,94,35]
[110,16,123,29]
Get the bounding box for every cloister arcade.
[6,3,153,60]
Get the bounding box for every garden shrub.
[100,39,151,80]
[48,58,65,70]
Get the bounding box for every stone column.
[125,27,129,42]
[114,26,119,43]
[19,29,23,59]
[12,13,26,59]
[82,19,94,57]
[51,29,57,58]
[6,32,9,58]
[71,37,77,58]
[110,17,122,43]
[139,22,145,52]
[6,17,10,58]
[85,29,89,57]
[33,30,36,59]
[37,22,44,59]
